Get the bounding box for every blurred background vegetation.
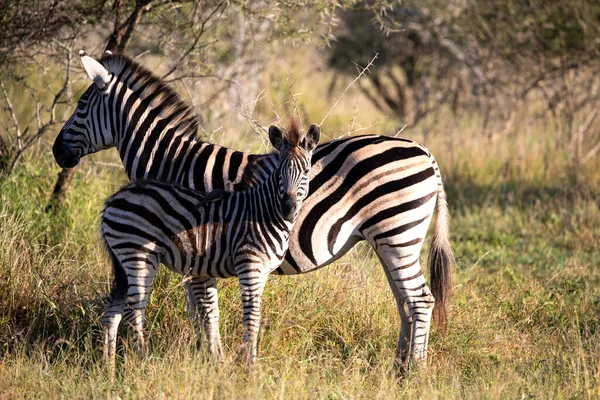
[0,0,599,398]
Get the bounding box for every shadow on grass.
[445,179,599,214]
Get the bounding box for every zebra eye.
[304,168,310,174]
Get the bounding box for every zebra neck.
[113,85,202,183]
[244,170,290,230]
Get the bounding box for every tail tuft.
[428,183,455,331]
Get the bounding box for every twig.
[320,53,378,126]
[90,161,124,169]
[393,124,407,137]
[208,126,225,144]
[286,75,302,128]
[161,2,226,80]
[0,80,22,151]
[7,39,74,173]
[239,90,270,151]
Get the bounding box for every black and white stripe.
[54,52,454,370]
[101,123,318,368]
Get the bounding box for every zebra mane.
[99,53,201,141]
[286,118,302,147]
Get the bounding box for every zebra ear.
[268,125,285,151]
[79,50,111,89]
[304,124,320,151]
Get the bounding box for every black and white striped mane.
[99,53,202,142]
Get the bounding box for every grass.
[0,143,598,398]
[1,46,600,397]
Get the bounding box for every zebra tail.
[428,178,455,332]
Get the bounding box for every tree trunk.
[45,167,77,212]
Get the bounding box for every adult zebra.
[102,121,318,370]
[53,51,454,370]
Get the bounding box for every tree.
[326,0,600,163]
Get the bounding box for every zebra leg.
[378,255,413,373]
[189,276,224,362]
[184,278,197,327]
[121,257,158,359]
[104,287,125,376]
[237,267,269,364]
[372,237,435,370]
[103,249,129,376]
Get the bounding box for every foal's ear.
[304,124,320,151]
[268,125,285,151]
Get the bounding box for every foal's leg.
[121,256,158,358]
[103,251,128,376]
[237,264,269,364]
[189,276,223,361]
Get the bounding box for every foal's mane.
[286,118,302,147]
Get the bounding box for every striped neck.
[99,54,202,181]
[244,168,294,229]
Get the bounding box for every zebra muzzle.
[52,134,80,168]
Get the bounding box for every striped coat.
[53,52,454,371]
[102,122,318,368]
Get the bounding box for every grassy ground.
[1,140,599,398]
[1,46,600,398]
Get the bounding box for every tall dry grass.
[1,48,599,398]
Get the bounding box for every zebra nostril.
[282,197,296,218]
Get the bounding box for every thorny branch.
[320,53,378,126]
[161,1,227,80]
[0,40,74,175]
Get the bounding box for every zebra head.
[53,51,116,168]
[268,121,320,222]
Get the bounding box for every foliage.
[326,0,600,172]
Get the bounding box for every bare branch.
[6,40,74,174]
[320,53,378,126]
[161,2,227,80]
[0,80,22,151]
[49,40,73,124]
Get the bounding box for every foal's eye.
[304,168,310,174]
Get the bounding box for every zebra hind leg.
[189,276,224,362]
[103,249,128,377]
[120,256,158,361]
[378,255,413,375]
[375,243,435,371]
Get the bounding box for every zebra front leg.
[237,266,269,364]
[189,276,223,362]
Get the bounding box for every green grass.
[1,46,600,396]
[1,146,599,398]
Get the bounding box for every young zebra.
[101,121,318,368]
[55,51,454,371]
